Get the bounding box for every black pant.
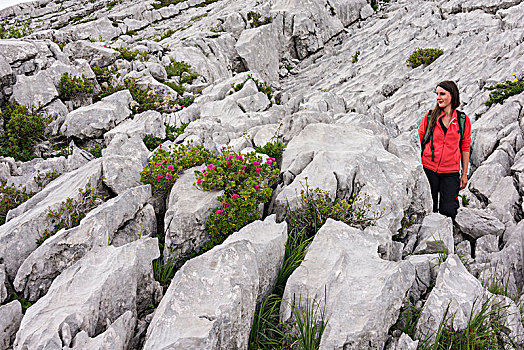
[423,167,460,219]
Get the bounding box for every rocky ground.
[0,0,523,348]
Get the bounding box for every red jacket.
[418,109,471,173]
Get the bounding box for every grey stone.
[112,204,157,247]
[0,54,15,89]
[281,219,414,348]
[455,240,472,264]
[143,216,287,349]
[252,124,279,147]
[468,163,507,202]
[235,24,281,83]
[0,264,7,303]
[60,90,132,139]
[11,70,58,107]
[72,17,121,42]
[6,156,67,194]
[475,234,499,263]
[104,110,166,145]
[70,311,136,350]
[63,40,120,68]
[397,333,419,350]
[487,176,519,224]
[237,91,271,112]
[0,159,102,280]
[455,207,505,239]
[0,40,38,65]
[146,62,168,82]
[163,167,223,262]
[406,254,440,301]
[66,143,95,172]
[0,301,23,350]
[13,238,159,349]
[14,185,152,302]
[415,255,487,342]
[413,213,454,255]
[102,135,150,194]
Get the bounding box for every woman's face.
[436,86,452,109]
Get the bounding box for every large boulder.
[0,264,7,303]
[455,207,505,239]
[0,301,22,350]
[143,216,287,349]
[102,134,150,194]
[14,185,152,302]
[280,219,415,349]
[104,110,166,145]
[13,238,159,349]
[163,167,223,262]
[63,40,120,68]
[71,17,122,42]
[0,159,102,280]
[0,40,38,65]
[60,90,132,139]
[413,213,454,255]
[487,176,519,224]
[11,70,58,107]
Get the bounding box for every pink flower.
[222,202,231,208]
[240,170,245,174]
[156,175,163,182]
[203,172,208,176]
[156,163,162,168]
[216,209,224,215]
[207,164,214,169]
[232,194,240,199]
[166,173,173,180]
[254,185,260,193]
[221,146,227,151]
[256,167,262,173]
[197,179,203,184]
[266,159,273,165]
[226,162,232,167]
[253,161,259,166]
[167,165,174,171]
[242,165,246,170]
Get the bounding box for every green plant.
[0,180,32,225]
[254,140,286,161]
[249,294,288,348]
[484,72,524,107]
[352,50,360,63]
[91,65,116,84]
[0,18,32,39]
[140,143,212,195]
[231,74,273,101]
[406,48,444,68]
[116,47,150,61]
[190,13,208,21]
[34,170,61,189]
[289,294,328,350]
[81,144,105,158]
[12,291,32,312]
[283,179,383,238]
[163,81,185,95]
[36,182,105,245]
[247,11,272,27]
[58,72,94,100]
[458,194,470,207]
[153,254,177,289]
[152,0,186,9]
[418,297,516,350]
[106,0,121,9]
[391,298,422,339]
[0,103,53,162]
[143,122,190,151]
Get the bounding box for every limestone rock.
[415,255,486,342]
[405,254,440,301]
[235,24,281,83]
[0,301,23,350]
[11,70,58,107]
[281,219,415,349]
[0,40,38,65]
[14,185,152,302]
[143,216,287,349]
[0,159,102,280]
[102,135,150,194]
[72,17,122,42]
[237,91,271,112]
[13,238,159,349]
[487,176,519,224]
[60,90,132,139]
[112,203,157,247]
[70,311,136,350]
[104,110,166,145]
[413,213,454,255]
[163,167,223,262]
[455,207,505,239]
[468,163,507,202]
[63,40,120,68]
[0,264,7,303]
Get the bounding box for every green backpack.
[421,110,466,161]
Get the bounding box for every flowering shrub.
[254,140,286,161]
[484,72,524,107]
[406,48,444,68]
[143,122,189,151]
[195,147,279,245]
[140,144,212,195]
[37,182,105,245]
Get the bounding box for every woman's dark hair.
[428,80,460,135]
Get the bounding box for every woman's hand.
[460,173,468,190]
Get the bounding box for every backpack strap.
[456,110,466,150]
[421,110,435,161]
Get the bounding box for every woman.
[418,80,471,219]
